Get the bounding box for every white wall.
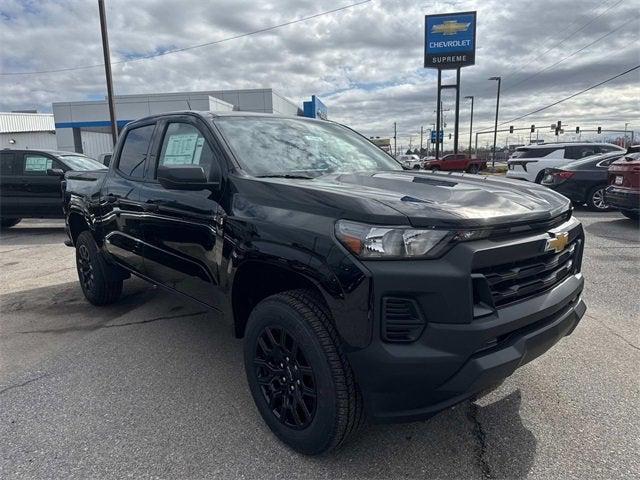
[81,131,114,159]
[0,131,58,150]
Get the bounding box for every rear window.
[117,124,155,178]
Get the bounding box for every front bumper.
[345,218,586,423]
[605,186,640,212]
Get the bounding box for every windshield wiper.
[256,174,315,179]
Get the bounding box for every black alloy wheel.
[77,243,95,292]
[468,164,480,174]
[254,326,317,429]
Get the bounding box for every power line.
[503,17,636,92]
[1,0,371,76]
[475,65,640,131]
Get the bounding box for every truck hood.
[251,171,571,228]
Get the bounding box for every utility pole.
[465,95,474,154]
[489,76,501,169]
[420,126,424,153]
[453,68,461,154]
[393,122,397,157]
[98,0,117,146]
[624,122,629,148]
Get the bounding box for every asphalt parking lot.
[1,212,638,479]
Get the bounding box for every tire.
[467,164,480,174]
[75,231,123,305]
[622,210,639,221]
[244,289,365,455]
[534,171,545,184]
[412,164,420,170]
[431,166,440,171]
[1,218,21,229]
[587,185,609,211]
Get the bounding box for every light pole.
[464,95,474,155]
[489,76,501,169]
[624,122,629,148]
[98,0,117,147]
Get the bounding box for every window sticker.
[162,133,200,165]
[25,156,53,171]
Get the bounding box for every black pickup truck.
[63,111,586,455]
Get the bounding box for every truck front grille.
[474,239,581,307]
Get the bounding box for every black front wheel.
[467,164,480,174]
[75,231,123,305]
[244,290,364,455]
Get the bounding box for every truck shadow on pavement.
[1,280,537,479]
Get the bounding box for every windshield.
[59,155,107,171]
[214,117,401,177]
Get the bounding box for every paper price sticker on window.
[163,133,201,165]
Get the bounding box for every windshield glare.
[214,117,401,177]
[60,155,107,171]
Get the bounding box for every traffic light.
[448,133,452,139]
[509,125,514,133]
[597,126,602,134]
[557,120,562,130]
[531,125,535,133]
[576,126,580,134]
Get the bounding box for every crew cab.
[63,111,586,455]
[507,142,624,183]
[423,154,486,173]
[0,148,106,228]
[605,151,640,221]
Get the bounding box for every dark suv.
[62,112,586,455]
[0,148,105,228]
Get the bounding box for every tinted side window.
[520,148,561,158]
[565,146,596,160]
[118,124,155,178]
[0,152,23,176]
[157,123,218,178]
[600,145,621,153]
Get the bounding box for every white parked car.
[507,142,624,182]
[397,154,422,169]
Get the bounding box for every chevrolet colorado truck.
[63,111,586,455]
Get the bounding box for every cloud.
[1,0,638,148]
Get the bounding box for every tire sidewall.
[588,185,608,211]
[244,298,338,454]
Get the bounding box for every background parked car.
[397,154,422,169]
[0,148,106,228]
[423,154,486,173]
[507,142,624,183]
[541,151,624,211]
[605,151,640,221]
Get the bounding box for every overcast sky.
[1,0,639,148]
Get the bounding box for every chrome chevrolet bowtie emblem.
[545,232,569,253]
[432,20,471,35]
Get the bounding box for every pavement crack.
[0,373,49,396]
[8,311,207,336]
[467,402,494,479]
[586,314,640,352]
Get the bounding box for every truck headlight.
[335,220,451,259]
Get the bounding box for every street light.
[489,76,501,169]
[464,95,474,155]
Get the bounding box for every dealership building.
[52,88,308,158]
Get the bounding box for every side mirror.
[157,165,218,191]
[47,168,65,177]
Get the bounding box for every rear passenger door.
[100,122,157,275]
[0,151,25,218]
[136,116,226,309]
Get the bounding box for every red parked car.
[605,151,640,221]
[423,154,487,173]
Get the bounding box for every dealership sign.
[424,11,476,69]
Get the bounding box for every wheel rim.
[592,188,607,210]
[77,244,94,291]
[254,326,317,429]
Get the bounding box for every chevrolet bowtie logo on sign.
[424,11,476,69]
[545,232,570,253]
[432,20,471,36]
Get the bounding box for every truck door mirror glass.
[47,168,65,177]
[157,165,217,191]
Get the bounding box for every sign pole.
[435,69,442,160]
[98,0,117,146]
[453,67,461,155]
